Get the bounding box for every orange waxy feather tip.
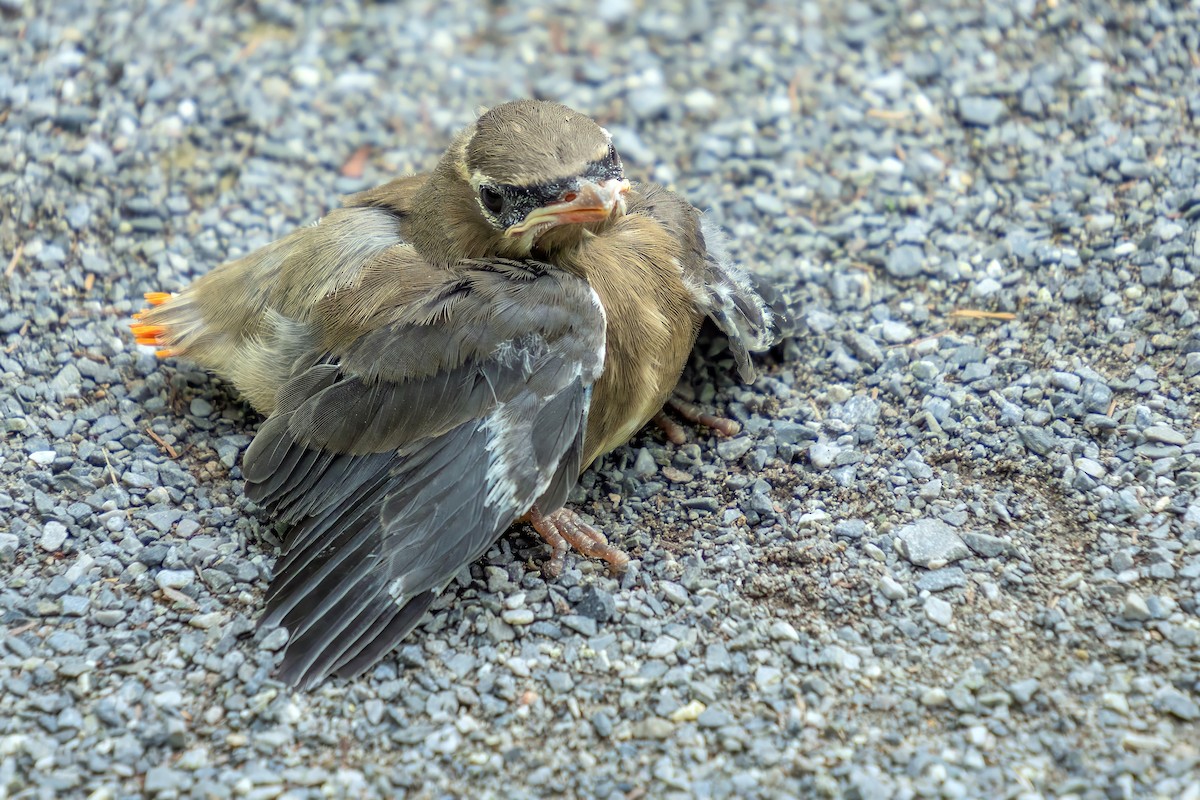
[130,324,166,338]
[143,292,173,305]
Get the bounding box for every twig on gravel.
[145,427,180,459]
[102,449,121,490]
[5,241,24,277]
[949,309,1017,321]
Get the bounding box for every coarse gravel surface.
[2,0,1200,798]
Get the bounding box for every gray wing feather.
[630,184,782,382]
[695,215,778,382]
[243,260,606,689]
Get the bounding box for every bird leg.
[527,505,630,578]
[654,396,741,444]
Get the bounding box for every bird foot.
[528,505,630,578]
[653,397,741,445]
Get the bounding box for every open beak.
[505,178,631,238]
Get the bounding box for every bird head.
[411,100,630,266]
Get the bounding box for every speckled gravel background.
[2,0,1199,798]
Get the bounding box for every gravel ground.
[2,0,1200,797]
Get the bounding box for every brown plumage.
[132,99,781,688]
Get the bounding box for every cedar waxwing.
[132,99,783,688]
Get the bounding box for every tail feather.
[128,291,197,360]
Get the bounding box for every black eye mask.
[487,151,625,229]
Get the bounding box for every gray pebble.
[958,96,1007,126]
[1155,688,1199,721]
[717,437,754,461]
[916,567,966,592]
[1122,592,1151,621]
[575,586,616,622]
[895,519,970,569]
[886,245,925,278]
[39,521,68,552]
[260,627,290,652]
[924,597,953,627]
[961,532,1011,558]
[1144,424,1186,446]
[155,569,194,590]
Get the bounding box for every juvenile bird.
[132,99,780,688]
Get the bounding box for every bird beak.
[505,178,631,238]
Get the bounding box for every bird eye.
[479,186,505,215]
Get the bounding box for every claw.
[528,505,630,577]
[665,397,741,437]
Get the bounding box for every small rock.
[1143,424,1186,446]
[958,96,1007,126]
[559,614,597,637]
[633,449,657,476]
[145,508,183,534]
[660,581,689,605]
[768,620,800,642]
[961,532,1011,558]
[501,608,535,625]
[189,397,213,417]
[156,569,194,590]
[717,437,754,461]
[833,519,867,540]
[144,765,189,795]
[39,522,69,552]
[260,627,290,651]
[1154,688,1199,721]
[1122,592,1151,621]
[0,533,19,559]
[576,586,616,622]
[46,630,85,654]
[29,450,57,466]
[669,700,706,722]
[94,609,126,627]
[633,717,674,739]
[916,567,966,592]
[886,245,924,278]
[626,86,669,120]
[1018,426,1057,457]
[880,320,914,343]
[880,575,907,601]
[808,442,840,469]
[924,596,953,627]
[683,88,717,115]
[697,708,732,728]
[1007,679,1040,704]
[661,466,693,484]
[189,612,224,630]
[895,519,970,568]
